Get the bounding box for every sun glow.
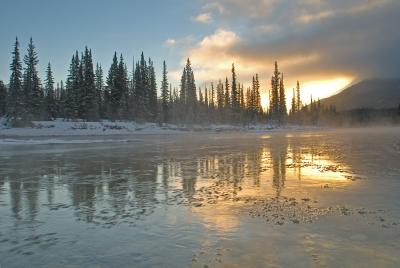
[261,76,353,110]
[299,77,353,104]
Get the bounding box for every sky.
[1,0,399,106]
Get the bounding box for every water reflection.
[0,134,353,228]
[1,130,399,267]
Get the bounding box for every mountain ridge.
[319,78,400,111]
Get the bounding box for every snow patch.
[0,138,135,145]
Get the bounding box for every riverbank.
[0,117,319,138]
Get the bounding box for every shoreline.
[0,118,324,139]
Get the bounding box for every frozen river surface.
[0,128,400,267]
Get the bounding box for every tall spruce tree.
[185,58,197,124]
[290,88,296,116]
[95,63,104,117]
[224,77,230,108]
[179,66,187,115]
[254,74,261,113]
[160,61,169,123]
[0,81,6,116]
[107,52,119,119]
[44,63,56,119]
[279,73,287,121]
[134,52,149,121]
[65,53,78,118]
[23,37,42,120]
[210,83,215,110]
[270,61,280,120]
[82,48,98,120]
[148,58,158,121]
[117,54,129,119]
[231,63,239,110]
[77,53,84,118]
[8,37,24,123]
[57,80,66,117]
[296,80,301,112]
[216,80,224,111]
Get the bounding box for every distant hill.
[319,79,400,111]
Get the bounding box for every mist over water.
[0,127,400,267]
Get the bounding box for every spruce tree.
[296,80,301,112]
[160,61,169,123]
[148,58,158,121]
[204,87,208,109]
[279,73,287,121]
[254,74,261,113]
[64,55,77,118]
[77,53,84,118]
[44,63,56,119]
[57,81,66,118]
[270,61,280,120]
[231,63,238,110]
[290,88,296,117]
[184,58,197,124]
[216,80,224,111]
[134,52,149,121]
[179,67,187,108]
[107,52,119,119]
[250,76,256,120]
[210,83,215,110]
[224,77,230,108]
[23,37,42,120]
[0,81,6,116]
[82,48,99,120]
[8,37,24,124]
[117,54,129,119]
[95,63,104,117]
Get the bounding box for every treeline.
[1,37,293,126]
[1,37,399,127]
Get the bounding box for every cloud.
[192,12,213,24]
[164,38,177,47]
[182,0,400,95]
[176,29,244,84]
[202,2,225,14]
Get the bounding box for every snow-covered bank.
[0,117,319,139]
[0,118,182,137]
[0,138,139,145]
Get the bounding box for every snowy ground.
[0,117,317,140]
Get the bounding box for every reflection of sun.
[293,154,350,183]
[192,202,241,232]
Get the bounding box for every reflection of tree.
[0,175,5,193]
[1,135,348,232]
[290,141,302,181]
[23,177,40,221]
[270,137,288,196]
[245,152,262,187]
[71,182,96,222]
[9,180,22,220]
[181,160,197,199]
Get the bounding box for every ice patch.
[0,138,134,145]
